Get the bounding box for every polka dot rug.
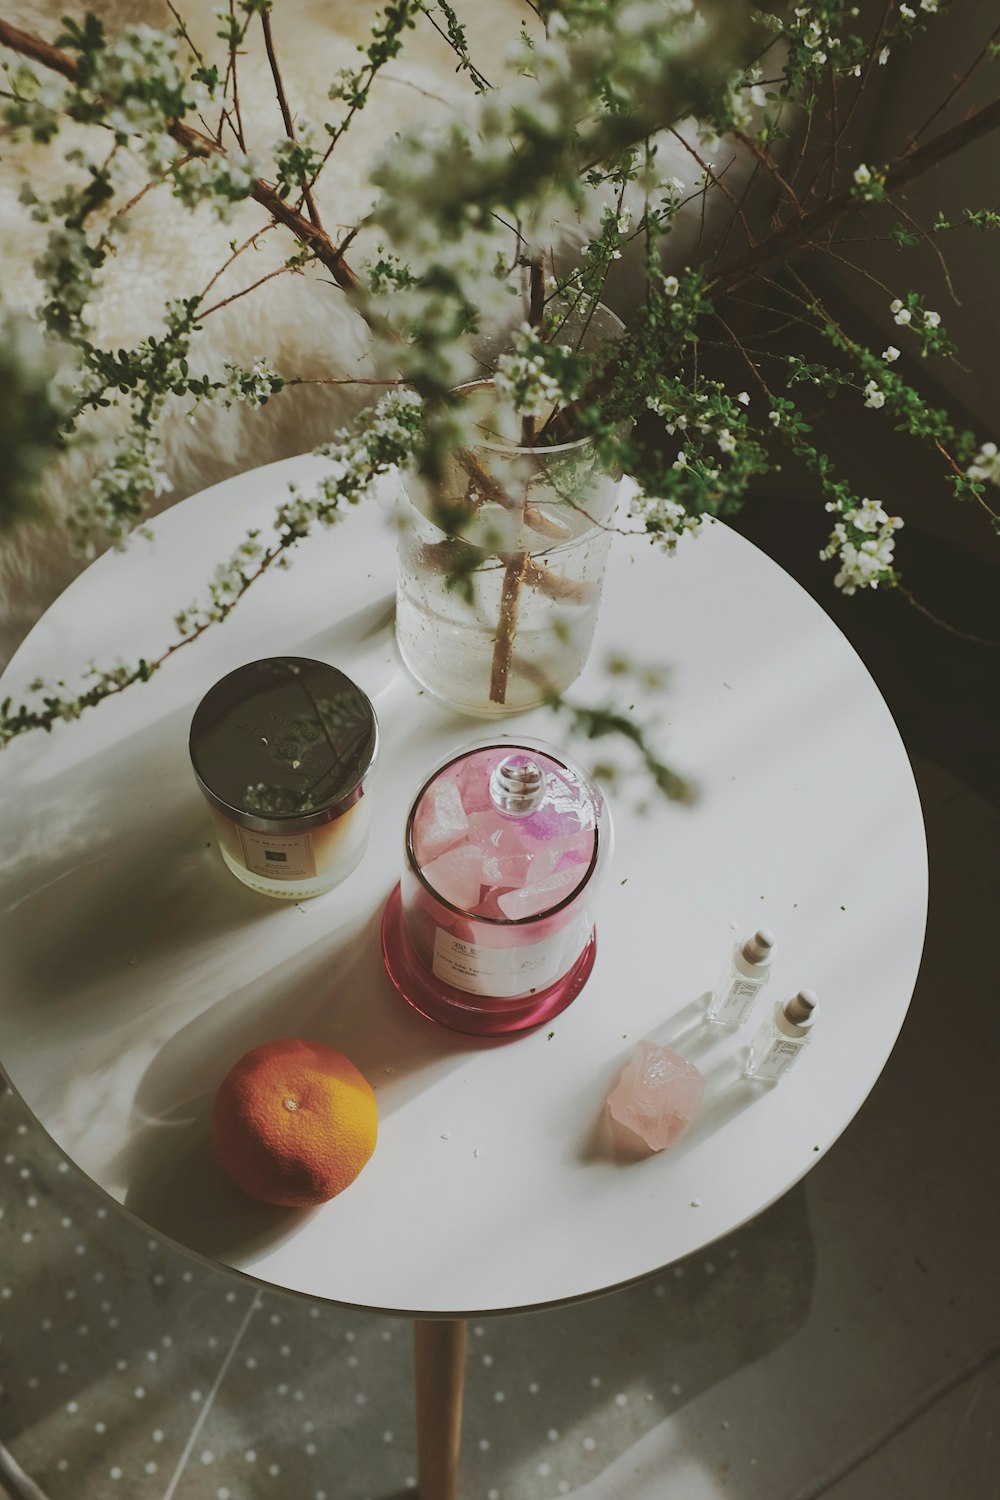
[0,1083,810,1500]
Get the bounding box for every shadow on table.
[575,994,759,1168]
[0,592,468,1009]
[115,903,510,1260]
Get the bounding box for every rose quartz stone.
[496,866,582,920]
[456,749,507,813]
[413,774,469,863]
[607,1042,705,1151]
[421,843,483,910]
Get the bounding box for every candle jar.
[189,657,378,899]
[381,737,612,1035]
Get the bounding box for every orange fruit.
[212,1038,378,1208]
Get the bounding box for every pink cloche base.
[380,883,597,1037]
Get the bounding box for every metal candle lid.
[189,657,378,834]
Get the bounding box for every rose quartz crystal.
[607,1042,705,1151]
[413,775,469,863]
[496,866,581,920]
[422,844,483,910]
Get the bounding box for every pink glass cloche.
[381,738,613,1035]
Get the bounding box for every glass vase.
[394,304,625,717]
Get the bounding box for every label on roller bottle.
[749,1038,801,1082]
[712,975,764,1024]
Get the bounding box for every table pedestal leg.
[413,1318,467,1500]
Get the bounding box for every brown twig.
[115,153,194,217]
[521,257,546,446]
[489,547,528,703]
[216,0,246,150]
[197,223,277,302]
[910,18,1000,147]
[522,556,596,603]
[260,8,321,226]
[707,95,1000,300]
[199,258,308,319]
[732,128,803,217]
[895,584,1000,646]
[0,18,365,305]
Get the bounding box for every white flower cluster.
[646,386,744,460]
[494,326,577,419]
[792,6,831,65]
[659,176,686,208]
[222,356,281,410]
[889,297,940,329]
[722,65,768,131]
[33,225,98,326]
[174,149,256,219]
[87,25,209,173]
[820,497,903,595]
[213,534,265,598]
[966,442,1000,488]
[177,390,423,635]
[71,426,173,556]
[863,379,885,409]
[300,388,424,526]
[370,0,704,399]
[852,162,885,200]
[174,531,267,635]
[635,493,703,553]
[2,64,69,143]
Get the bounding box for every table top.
[0,455,927,1317]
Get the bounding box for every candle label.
[236,826,317,881]
[431,915,591,998]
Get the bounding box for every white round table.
[0,456,927,1494]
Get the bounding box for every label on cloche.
[431,915,592,998]
[237,827,317,881]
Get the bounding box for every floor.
[1,515,998,1499]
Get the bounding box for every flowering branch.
[0,17,363,300]
[1,0,998,764]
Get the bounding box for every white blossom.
[494,325,577,419]
[967,441,1000,487]
[850,498,891,533]
[634,493,703,553]
[923,309,941,327]
[820,498,903,594]
[853,163,872,186]
[863,380,885,409]
[717,428,737,454]
[222,357,281,410]
[882,346,900,362]
[737,391,750,405]
[663,275,679,296]
[878,46,890,65]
